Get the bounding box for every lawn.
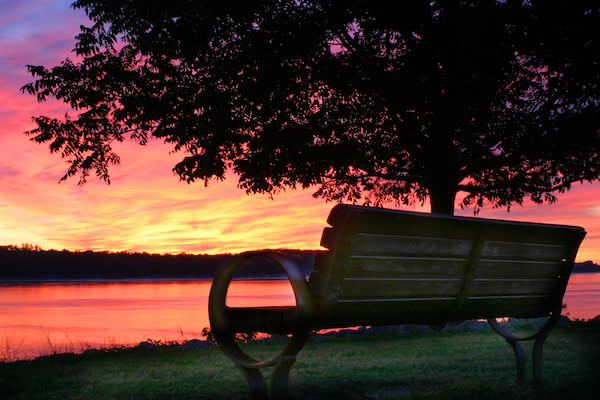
[1,322,598,400]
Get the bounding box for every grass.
[0,322,598,400]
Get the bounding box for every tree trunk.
[429,183,457,215]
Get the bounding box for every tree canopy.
[22,0,600,214]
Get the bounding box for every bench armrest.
[208,251,313,368]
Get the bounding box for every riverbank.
[1,320,598,399]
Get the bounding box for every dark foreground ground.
[1,321,599,400]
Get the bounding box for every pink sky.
[1,1,599,261]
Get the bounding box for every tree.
[22,0,600,215]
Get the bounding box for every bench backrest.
[310,205,586,328]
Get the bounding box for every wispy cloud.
[0,166,19,177]
[588,205,600,216]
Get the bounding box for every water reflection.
[0,275,597,361]
[562,273,600,320]
[0,280,294,361]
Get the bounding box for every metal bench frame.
[209,205,585,400]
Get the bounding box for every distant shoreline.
[0,276,288,284]
[0,248,316,281]
[0,270,598,284]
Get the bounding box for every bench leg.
[532,331,550,384]
[225,329,309,400]
[506,339,527,385]
[237,366,268,400]
[488,314,560,386]
[271,354,299,400]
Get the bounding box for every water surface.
[0,275,598,361]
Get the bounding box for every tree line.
[1,245,597,281]
[0,246,316,280]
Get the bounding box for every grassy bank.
[1,323,598,400]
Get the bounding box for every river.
[0,274,598,361]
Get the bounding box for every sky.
[1,0,599,261]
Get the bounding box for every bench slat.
[480,240,570,261]
[473,260,564,278]
[326,295,553,323]
[337,297,457,303]
[347,256,467,276]
[317,300,457,328]
[349,233,474,257]
[459,296,555,318]
[468,278,559,296]
[340,277,462,298]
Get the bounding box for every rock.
[38,352,76,360]
[405,324,435,335]
[136,341,159,350]
[557,315,572,327]
[356,326,371,336]
[82,348,103,355]
[467,320,491,331]
[443,320,490,333]
[441,321,465,332]
[269,334,289,343]
[369,325,413,336]
[585,315,600,325]
[310,335,331,343]
[509,317,548,330]
[177,339,214,349]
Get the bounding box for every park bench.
[209,204,586,399]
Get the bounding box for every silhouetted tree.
[22,1,600,214]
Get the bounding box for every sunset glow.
[1,1,599,262]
